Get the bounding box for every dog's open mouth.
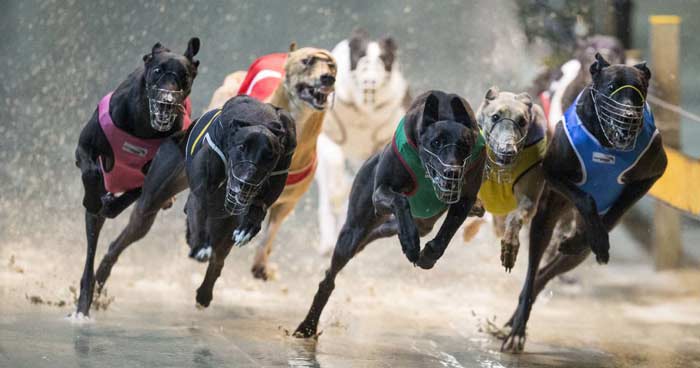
[296,83,332,110]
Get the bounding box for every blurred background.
[1,1,699,367]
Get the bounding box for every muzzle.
[224,161,269,215]
[419,145,469,204]
[590,86,645,151]
[483,119,526,183]
[353,59,388,106]
[147,84,185,132]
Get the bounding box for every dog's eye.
[518,118,527,127]
[608,83,615,92]
[432,138,440,147]
[237,143,246,152]
[301,58,312,67]
[153,67,162,75]
[491,114,500,122]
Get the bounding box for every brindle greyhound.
[294,90,486,338]
[73,38,200,317]
[462,88,548,271]
[183,96,297,308]
[501,54,667,352]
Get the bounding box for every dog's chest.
[323,97,404,162]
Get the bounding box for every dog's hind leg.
[251,200,296,281]
[94,141,187,292]
[74,211,106,317]
[294,170,385,338]
[501,187,569,352]
[195,216,236,308]
[293,221,379,338]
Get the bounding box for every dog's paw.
[416,240,443,269]
[468,200,485,218]
[189,245,212,263]
[500,238,520,273]
[65,311,92,323]
[293,321,320,339]
[251,264,270,281]
[232,223,261,247]
[586,224,610,264]
[195,288,212,308]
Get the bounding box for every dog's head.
[284,45,337,111]
[589,52,651,150]
[142,37,200,131]
[221,96,293,214]
[417,92,480,204]
[477,87,534,168]
[347,27,398,106]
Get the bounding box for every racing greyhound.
[183,95,297,308]
[73,38,200,317]
[501,53,667,352]
[463,87,548,271]
[294,90,486,338]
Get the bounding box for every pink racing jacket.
[98,92,192,194]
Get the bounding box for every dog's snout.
[503,142,517,155]
[320,74,335,87]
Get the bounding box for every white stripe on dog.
[245,69,283,96]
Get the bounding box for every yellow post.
[649,15,682,270]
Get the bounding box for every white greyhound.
[315,28,410,253]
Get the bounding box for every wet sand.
[1,201,699,367]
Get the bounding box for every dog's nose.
[320,74,335,87]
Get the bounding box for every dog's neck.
[269,83,325,170]
[109,69,181,139]
[576,89,611,148]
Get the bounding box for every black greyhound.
[294,90,486,338]
[73,38,200,317]
[501,54,667,351]
[183,96,297,308]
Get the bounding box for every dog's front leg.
[233,203,265,247]
[501,171,543,272]
[416,196,474,269]
[372,184,420,264]
[500,196,533,272]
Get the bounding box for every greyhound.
[462,87,548,271]
[501,53,667,352]
[316,28,411,254]
[294,90,486,338]
[206,45,337,280]
[72,38,200,317]
[534,35,626,132]
[183,95,297,308]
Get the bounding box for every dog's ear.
[289,42,297,52]
[450,97,473,127]
[485,86,499,101]
[379,36,397,54]
[421,92,440,129]
[273,108,297,152]
[184,37,200,67]
[634,61,652,81]
[350,27,370,41]
[590,52,610,77]
[143,42,166,63]
[514,92,533,108]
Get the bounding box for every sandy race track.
[1,198,699,368]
